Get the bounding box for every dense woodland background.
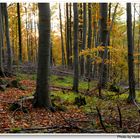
[0,3,140,133]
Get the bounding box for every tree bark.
[3,3,13,73]
[86,3,92,77]
[33,3,52,108]
[0,4,4,74]
[126,3,136,102]
[69,3,73,67]
[72,3,79,92]
[66,3,70,67]
[80,3,87,76]
[99,3,108,88]
[17,3,22,63]
[59,3,65,66]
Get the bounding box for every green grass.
[16,73,93,91]
[50,75,89,90]
[50,75,72,87]
[51,90,79,103]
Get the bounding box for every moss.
[52,91,78,103]
[50,75,72,87]
[10,127,22,133]
[50,75,89,90]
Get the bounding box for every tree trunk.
[59,3,65,66]
[66,3,70,67]
[86,3,92,77]
[80,3,87,76]
[3,3,13,73]
[0,4,4,74]
[17,3,22,63]
[138,4,140,88]
[72,3,79,92]
[99,3,108,88]
[69,3,73,68]
[108,3,111,80]
[33,3,52,108]
[25,6,30,62]
[92,5,98,79]
[126,3,136,102]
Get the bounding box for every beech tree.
[72,3,79,92]
[3,3,13,73]
[33,3,53,109]
[17,3,22,63]
[86,3,92,77]
[99,3,108,88]
[66,3,70,67]
[126,3,136,103]
[0,4,4,74]
[59,3,65,66]
[80,3,87,76]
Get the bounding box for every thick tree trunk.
[3,3,13,73]
[17,3,22,63]
[72,3,79,92]
[33,3,52,108]
[126,3,136,102]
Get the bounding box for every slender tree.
[66,3,70,67]
[107,3,111,80]
[80,3,87,76]
[126,3,136,102]
[25,6,30,62]
[1,4,6,64]
[99,3,108,88]
[0,4,4,74]
[69,3,73,67]
[59,3,65,66]
[138,4,140,87]
[3,3,13,73]
[72,3,79,92]
[17,3,22,63]
[33,3,53,109]
[86,3,92,77]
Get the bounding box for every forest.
[0,2,139,134]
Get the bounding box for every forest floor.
[0,67,140,133]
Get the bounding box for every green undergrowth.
[16,73,90,90]
[16,73,140,114]
[16,73,35,81]
[50,75,96,90]
[12,73,140,132]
